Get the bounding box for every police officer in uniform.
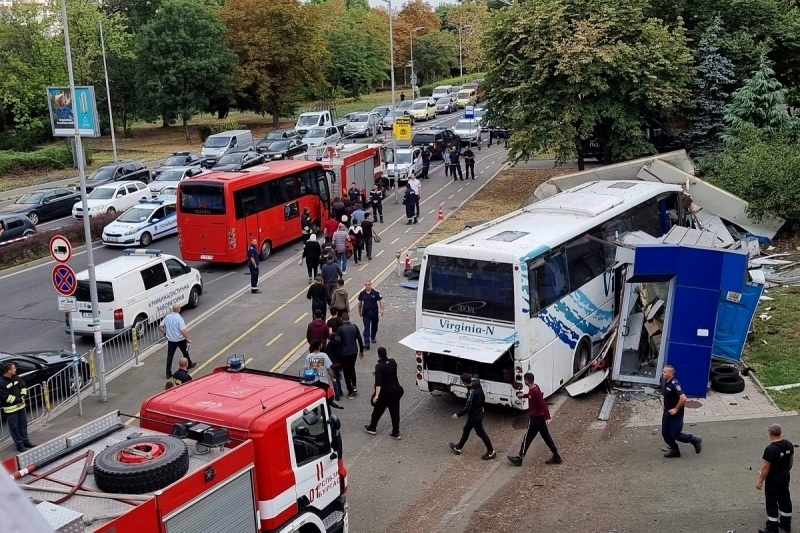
[757,423,793,533]
[248,238,261,294]
[1,363,35,452]
[357,279,384,350]
[661,364,702,458]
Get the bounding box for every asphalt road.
[0,109,502,354]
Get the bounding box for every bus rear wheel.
[573,339,592,374]
[260,240,272,260]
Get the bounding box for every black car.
[0,214,36,245]
[0,188,80,225]
[84,160,152,193]
[211,150,266,171]
[411,128,462,159]
[259,139,307,160]
[152,151,207,177]
[260,128,300,144]
[0,351,90,398]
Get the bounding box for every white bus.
[400,180,683,408]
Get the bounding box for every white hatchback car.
[102,199,177,247]
[72,180,151,218]
[148,166,209,194]
[303,126,341,148]
[386,147,423,185]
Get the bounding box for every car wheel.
[140,232,152,247]
[107,207,116,214]
[22,229,35,237]
[186,286,201,309]
[573,339,592,374]
[132,314,148,340]
[260,240,272,260]
[28,212,40,225]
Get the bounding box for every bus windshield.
[422,255,515,322]
[179,183,225,214]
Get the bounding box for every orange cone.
[438,204,444,221]
[404,253,411,270]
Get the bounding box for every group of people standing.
[443,146,476,181]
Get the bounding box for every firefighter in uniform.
[757,423,793,533]
[661,364,702,458]
[1,363,35,452]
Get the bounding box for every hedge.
[197,121,246,141]
[0,146,75,175]
[419,73,486,97]
[0,212,117,270]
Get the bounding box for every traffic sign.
[395,117,411,127]
[52,264,77,296]
[394,124,412,141]
[57,296,77,312]
[50,235,73,263]
[465,105,475,119]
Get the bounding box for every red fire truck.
[3,360,348,533]
[295,143,393,202]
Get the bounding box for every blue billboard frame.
[46,86,101,138]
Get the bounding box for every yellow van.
[456,89,476,108]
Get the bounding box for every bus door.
[238,188,259,251]
[318,171,332,218]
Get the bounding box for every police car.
[101,198,177,247]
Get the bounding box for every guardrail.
[101,318,163,376]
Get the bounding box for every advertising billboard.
[46,86,101,137]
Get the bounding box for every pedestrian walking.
[158,304,196,379]
[660,364,703,458]
[369,184,384,223]
[364,347,404,440]
[421,147,431,179]
[449,373,496,460]
[321,254,342,300]
[449,147,463,180]
[321,235,335,260]
[408,174,421,218]
[358,279,384,349]
[300,234,322,283]
[327,308,345,400]
[172,358,193,386]
[444,147,452,175]
[333,223,350,273]
[362,213,375,260]
[332,197,346,222]
[403,184,417,225]
[337,313,365,399]
[400,92,406,102]
[306,309,329,349]
[463,147,475,179]
[507,373,561,466]
[1,362,35,452]
[351,204,366,225]
[348,182,361,204]
[349,221,364,265]
[304,340,335,385]
[306,275,331,320]
[757,423,793,533]
[300,206,314,243]
[324,214,340,238]
[330,279,350,316]
[247,238,261,294]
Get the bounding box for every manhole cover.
[512,417,529,429]
[684,400,703,409]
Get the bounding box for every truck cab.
[296,110,348,137]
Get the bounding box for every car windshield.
[217,153,244,165]
[88,188,115,200]
[396,152,413,164]
[398,101,413,108]
[388,112,405,118]
[161,156,185,166]
[204,136,230,148]
[452,86,462,92]
[298,115,321,126]
[267,130,290,140]
[117,206,153,223]
[456,120,476,130]
[155,169,184,182]
[458,91,472,99]
[306,128,325,138]
[159,187,178,197]
[88,167,115,180]
[15,193,44,205]
[372,107,388,114]
[351,114,370,123]
[266,141,289,150]
[436,98,451,105]
[411,102,427,110]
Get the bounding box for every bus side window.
[565,237,605,288]
[529,251,568,315]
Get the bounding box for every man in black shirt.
[463,147,475,179]
[449,148,463,181]
[757,423,793,533]
[420,147,431,179]
[172,358,192,386]
[326,308,345,400]
[306,275,331,320]
[337,313,364,399]
[449,373,496,460]
[369,185,384,223]
[661,365,702,458]
[362,213,375,260]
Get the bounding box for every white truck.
[296,109,348,137]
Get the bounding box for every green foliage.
[482,0,695,169]
[419,74,485,96]
[0,123,51,152]
[197,121,245,141]
[413,31,459,85]
[325,4,389,96]
[0,146,73,175]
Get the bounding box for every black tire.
[132,314,148,340]
[710,365,739,380]
[573,339,592,374]
[186,286,201,309]
[94,436,189,494]
[28,211,40,225]
[260,240,272,260]
[710,374,746,394]
[140,231,152,247]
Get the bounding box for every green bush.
[0,123,52,152]
[419,73,486,97]
[0,146,73,175]
[197,121,246,141]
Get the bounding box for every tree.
[393,0,441,79]
[412,31,458,83]
[221,0,330,128]
[482,0,695,170]
[685,16,734,157]
[445,1,489,74]
[136,0,236,139]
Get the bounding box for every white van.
[431,85,453,99]
[68,249,203,337]
[200,130,253,166]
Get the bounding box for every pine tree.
[686,16,734,158]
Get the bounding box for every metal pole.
[99,20,118,162]
[60,0,108,402]
[382,0,399,205]
[68,311,82,416]
[458,26,463,78]
[410,30,414,93]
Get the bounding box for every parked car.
[152,152,207,177]
[102,198,177,247]
[72,181,151,218]
[0,188,80,225]
[451,85,462,94]
[371,105,393,119]
[259,139,307,160]
[382,111,415,128]
[386,147,423,185]
[397,100,414,112]
[0,214,36,245]
[0,351,90,398]
[344,112,383,137]
[200,130,253,166]
[148,166,209,194]
[156,186,178,203]
[435,96,458,114]
[256,129,300,152]
[456,89,477,108]
[407,100,437,121]
[210,150,265,171]
[452,118,482,145]
[83,160,151,193]
[411,128,462,159]
[303,126,341,148]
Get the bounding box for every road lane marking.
[266,333,283,346]
[428,208,435,214]
[391,237,399,245]
[0,242,108,281]
[458,187,464,192]
[359,263,368,271]
[448,194,454,199]
[404,227,412,233]
[375,250,385,257]
[204,270,239,286]
[293,313,308,324]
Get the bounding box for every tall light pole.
[60,0,108,402]
[456,24,472,78]
[99,20,118,162]
[381,0,396,113]
[409,26,424,97]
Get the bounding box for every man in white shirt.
[408,174,421,218]
[305,340,335,385]
[158,304,196,379]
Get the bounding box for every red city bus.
[177,160,332,263]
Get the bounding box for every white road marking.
[266,333,282,346]
[391,237,399,245]
[293,313,308,324]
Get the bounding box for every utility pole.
[457,24,472,78]
[99,20,118,162]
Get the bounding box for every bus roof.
[182,159,322,186]
[427,180,681,263]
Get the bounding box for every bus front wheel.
[573,339,592,374]
[260,240,272,261]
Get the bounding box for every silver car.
[436,96,458,114]
[452,118,482,146]
[343,112,383,137]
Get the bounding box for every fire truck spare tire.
[710,374,746,394]
[94,436,190,494]
[710,365,739,380]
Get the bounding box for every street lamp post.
[60,0,108,402]
[99,20,118,162]
[409,26,424,98]
[456,24,472,78]
[380,0,399,203]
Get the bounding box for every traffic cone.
[404,253,411,270]
[438,204,444,221]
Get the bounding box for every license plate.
[105,236,118,242]
[200,254,213,260]
[449,375,462,385]
[81,311,92,317]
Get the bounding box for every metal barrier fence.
[101,318,164,376]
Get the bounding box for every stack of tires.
[710,365,746,394]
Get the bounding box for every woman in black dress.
[300,234,322,283]
[364,347,404,439]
